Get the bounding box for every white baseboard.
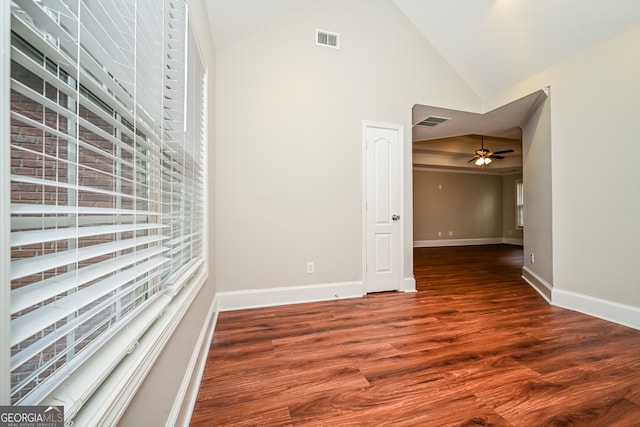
[521,266,553,302]
[413,237,522,247]
[169,295,219,427]
[522,266,640,331]
[552,289,640,331]
[402,276,416,292]
[216,281,364,311]
[502,237,524,246]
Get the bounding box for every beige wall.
[486,25,640,307]
[522,97,553,292]
[215,0,480,292]
[413,169,523,243]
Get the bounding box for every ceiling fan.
[468,135,514,166]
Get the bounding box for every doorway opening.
[410,90,547,289]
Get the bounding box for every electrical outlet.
[306,261,314,274]
[530,253,535,264]
[448,231,454,237]
[438,231,442,237]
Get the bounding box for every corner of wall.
[521,266,552,302]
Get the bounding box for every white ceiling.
[205,0,316,50]
[205,0,640,172]
[393,0,640,99]
[206,0,640,99]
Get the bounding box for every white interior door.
[364,122,402,293]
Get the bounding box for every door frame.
[362,120,405,295]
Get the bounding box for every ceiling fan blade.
[468,156,479,163]
[492,149,514,155]
[491,155,505,159]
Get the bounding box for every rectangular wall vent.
[316,29,339,49]
[417,116,451,127]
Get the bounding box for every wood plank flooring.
[190,245,640,426]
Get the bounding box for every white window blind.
[516,180,524,228]
[7,0,205,413]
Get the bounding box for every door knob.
[392,215,400,221]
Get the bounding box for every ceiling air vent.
[417,116,450,127]
[316,29,339,49]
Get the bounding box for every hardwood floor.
[190,245,640,426]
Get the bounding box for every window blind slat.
[11,214,140,231]
[81,3,134,67]
[13,0,79,58]
[10,77,74,121]
[11,272,164,374]
[75,54,135,120]
[11,282,157,395]
[10,111,74,143]
[10,13,76,74]
[11,10,139,128]
[11,203,157,216]
[10,80,154,169]
[9,175,151,204]
[14,105,158,178]
[10,234,164,283]
[11,257,168,347]
[10,45,76,100]
[164,258,202,292]
[11,245,166,317]
[79,24,133,97]
[76,115,163,170]
[11,222,164,247]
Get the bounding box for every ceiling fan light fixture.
[475,156,492,166]
[468,135,513,167]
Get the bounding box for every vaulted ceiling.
[206,0,640,98]
[205,0,640,172]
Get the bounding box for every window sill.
[54,270,207,426]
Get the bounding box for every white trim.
[398,122,405,294]
[521,266,552,302]
[414,238,523,247]
[167,294,219,427]
[502,238,524,246]
[401,276,417,292]
[70,272,207,426]
[414,238,502,247]
[217,281,364,312]
[361,123,367,296]
[1,0,10,405]
[552,289,640,331]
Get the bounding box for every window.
[4,0,205,418]
[516,180,524,228]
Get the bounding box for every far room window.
[516,180,524,228]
